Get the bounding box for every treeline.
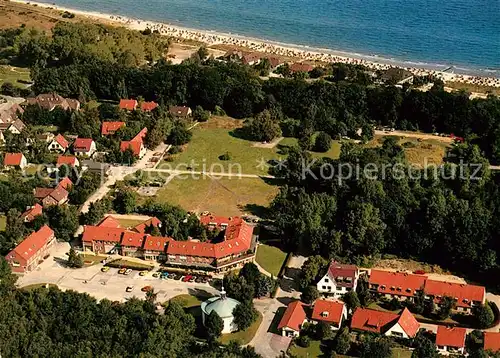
[0,260,261,357]
[25,55,500,163]
[270,139,500,290]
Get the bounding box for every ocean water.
[32,0,500,75]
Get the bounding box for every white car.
[124,269,132,275]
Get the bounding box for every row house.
[5,225,56,273]
[368,270,486,314]
[120,232,146,258]
[316,261,359,298]
[26,93,80,111]
[350,307,420,339]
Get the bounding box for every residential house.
[97,216,122,228]
[424,280,485,314]
[141,101,159,112]
[369,270,427,301]
[350,308,420,339]
[289,62,314,74]
[169,106,192,118]
[81,160,111,175]
[317,261,359,298]
[57,177,73,190]
[277,301,307,337]
[0,101,24,123]
[484,332,500,354]
[133,217,161,233]
[5,225,56,273]
[34,185,69,207]
[120,232,146,258]
[0,119,26,134]
[48,134,69,153]
[73,138,96,157]
[26,93,80,111]
[82,225,124,254]
[311,299,347,330]
[20,203,43,223]
[120,127,148,159]
[143,236,171,261]
[56,155,80,168]
[242,53,261,65]
[3,153,27,170]
[101,121,126,135]
[435,326,466,355]
[266,56,283,70]
[119,99,138,111]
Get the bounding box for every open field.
[367,135,449,167]
[169,294,205,308]
[0,65,31,88]
[288,340,323,358]
[152,175,280,217]
[0,215,6,231]
[256,244,287,276]
[445,81,500,96]
[218,311,263,345]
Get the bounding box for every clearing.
[255,244,287,276]
[0,215,6,231]
[0,65,31,88]
[150,174,280,217]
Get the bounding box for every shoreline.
[12,0,500,87]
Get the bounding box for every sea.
[31,0,500,77]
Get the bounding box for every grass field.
[169,294,205,308]
[367,135,449,167]
[218,311,263,345]
[153,175,280,217]
[392,347,412,358]
[255,244,287,276]
[0,215,6,231]
[288,340,323,358]
[0,65,31,88]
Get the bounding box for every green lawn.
[106,258,154,270]
[152,175,280,217]
[392,347,413,358]
[218,311,263,345]
[21,283,58,291]
[289,339,323,358]
[255,244,287,276]
[0,65,31,88]
[169,294,205,308]
[0,215,6,231]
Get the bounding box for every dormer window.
[321,311,329,317]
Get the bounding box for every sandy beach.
[12,0,500,87]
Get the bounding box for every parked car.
[126,286,134,292]
[174,274,182,281]
[201,276,209,283]
[118,268,126,274]
[139,271,148,276]
[182,275,192,282]
[167,273,176,279]
[141,286,153,292]
[195,276,203,283]
[161,272,169,279]
[101,267,110,272]
[124,269,132,275]
[152,272,160,278]
[189,276,196,283]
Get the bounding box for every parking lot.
[17,243,219,302]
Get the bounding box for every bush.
[314,132,332,152]
[297,335,310,348]
[193,105,210,122]
[301,285,319,304]
[219,151,232,161]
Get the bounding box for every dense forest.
[271,138,500,290]
[0,259,261,358]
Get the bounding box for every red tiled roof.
[134,217,161,233]
[120,140,142,156]
[436,326,466,348]
[132,127,148,142]
[290,62,314,73]
[3,153,24,166]
[34,187,54,199]
[97,216,122,228]
[141,101,158,112]
[424,280,485,308]
[82,226,125,243]
[143,235,171,251]
[101,121,125,135]
[119,99,137,111]
[484,332,500,352]
[73,138,94,152]
[311,300,345,325]
[327,261,358,288]
[369,270,427,297]
[20,203,43,221]
[56,155,78,167]
[169,106,191,117]
[277,301,307,332]
[54,134,69,149]
[121,232,145,248]
[6,225,54,261]
[48,186,68,202]
[351,308,399,334]
[396,308,420,338]
[57,177,73,190]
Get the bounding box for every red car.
[182,275,192,282]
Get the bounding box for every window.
[324,278,329,283]
[322,286,327,290]
[327,286,331,290]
